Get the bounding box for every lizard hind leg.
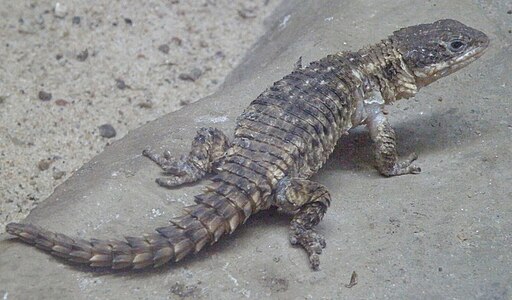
[143,127,230,188]
[275,177,331,270]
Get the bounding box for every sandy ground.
[0,0,279,231]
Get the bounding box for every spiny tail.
[5,181,254,269]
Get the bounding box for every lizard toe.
[290,227,326,270]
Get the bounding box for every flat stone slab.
[1,0,511,299]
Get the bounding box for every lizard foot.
[143,148,205,187]
[382,152,421,176]
[290,223,326,270]
[143,127,230,188]
[276,178,330,270]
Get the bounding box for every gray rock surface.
[1,0,511,299]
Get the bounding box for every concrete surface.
[1,0,511,299]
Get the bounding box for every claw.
[142,148,153,157]
[396,152,421,174]
[382,152,422,176]
[290,226,326,270]
[163,150,173,159]
[143,147,205,186]
[156,177,182,188]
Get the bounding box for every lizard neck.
[356,39,418,104]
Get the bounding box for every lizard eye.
[448,39,466,52]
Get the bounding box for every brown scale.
[237,117,318,176]
[210,171,261,212]
[203,181,255,220]
[253,90,328,144]
[314,81,351,130]
[286,69,344,125]
[180,202,226,242]
[110,241,139,269]
[123,235,167,269]
[233,128,296,172]
[263,85,334,143]
[331,56,365,90]
[154,224,194,263]
[169,215,212,253]
[283,69,336,126]
[248,103,323,156]
[214,159,275,212]
[227,143,287,178]
[280,100,334,150]
[284,78,339,153]
[248,102,325,152]
[312,67,351,115]
[223,153,277,186]
[237,118,304,160]
[240,107,310,153]
[285,75,339,129]
[238,108,319,174]
[238,112,306,150]
[188,195,240,235]
[235,126,302,177]
[217,162,273,203]
[255,104,336,173]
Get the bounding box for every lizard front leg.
[143,127,230,187]
[365,105,421,176]
[275,177,331,270]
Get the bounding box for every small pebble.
[53,170,66,180]
[138,101,153,109]
[178,68,202,81]
[214,50,225,60]
[158,44,170,54]
[124,18,133,25]
[55,99,69,106]
[72,16,81,25]
[238,7,257,19]
[55,53,63,60]
[54,3,68,18]
[76,49,89,61]
[37,159,51,171]
[171,37,182,46]
[507,10,512,14]
[98,124,117,138]
[38,90,52,101]
[115,78,127,90]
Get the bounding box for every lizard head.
[391,19,489,88]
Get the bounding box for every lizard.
[6,19,489,271]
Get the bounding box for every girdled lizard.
[6,19,489,270]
